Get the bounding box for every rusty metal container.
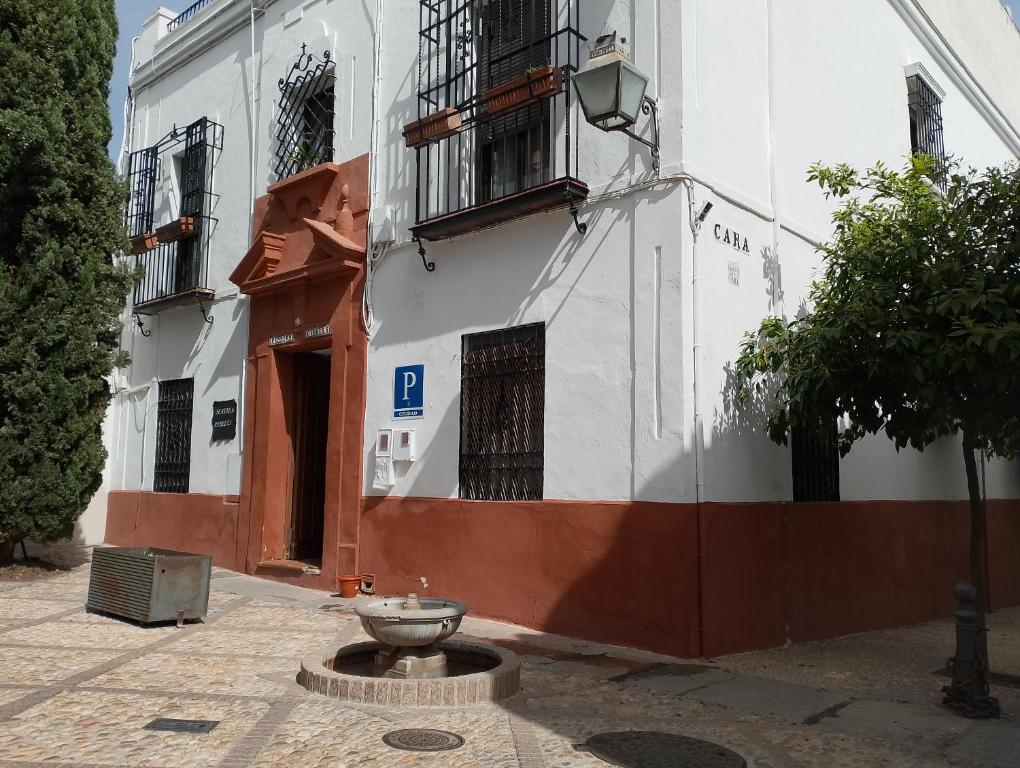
[87,546,212,624]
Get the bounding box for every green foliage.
[736,156,1020,459]
[0,0,133,549]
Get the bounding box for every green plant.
[0,0,134,563]
[736,155,1020,713]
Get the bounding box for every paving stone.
[687,675,851,724]
[944,718,1020,768]
[617,663,735,695]
[818,699,971,759]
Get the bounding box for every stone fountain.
[357,593,465,678]
[297,593,520,707]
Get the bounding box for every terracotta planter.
[484,65,562,117]
[155,216,196,244]
[403,107,463,149]
[337,575,361,599]
[130,232,158,254]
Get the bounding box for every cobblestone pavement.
[0,563,1017,767]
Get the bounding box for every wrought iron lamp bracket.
[613,96,660,173]
[415,236,435,273]
[133,313,152,338]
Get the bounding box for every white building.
[103,0,1020,657]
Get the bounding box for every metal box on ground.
[87,546,212,624]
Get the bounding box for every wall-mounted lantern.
[572,32,660,171]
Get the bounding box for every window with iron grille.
[907,73,946,188]
[791,420,840,502]
[154,378,194,494]
[274,45,336,181]
[460,323,545,501]
[127,117,222,311]
[410,1,584,237]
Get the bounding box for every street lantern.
[572,32,660,169]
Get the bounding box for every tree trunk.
[0,540,14,567]
[962,433,991,678]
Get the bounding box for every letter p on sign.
[393,364,425,420]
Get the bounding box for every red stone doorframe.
[230,157,370,592]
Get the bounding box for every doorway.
[288,352,331,563]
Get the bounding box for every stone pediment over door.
[229,157,369,296]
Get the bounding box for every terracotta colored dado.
[230,156,371,592]
[360,497,1020,659]
[105,491,242,572]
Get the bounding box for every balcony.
[166,0,216,34]
[408,0,587,242]
[133,215,215,314]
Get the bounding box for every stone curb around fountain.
[297,639,521,707]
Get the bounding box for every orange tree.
[736,157,1020,716]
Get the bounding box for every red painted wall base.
[105,492,1020,659]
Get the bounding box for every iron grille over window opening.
[154,378,194,494]
[460,323,545,501]
[907,74,946,189]
[274,46,336,181]
[791,420,840,502]
[128,116,223,313]
[410,0,586,240]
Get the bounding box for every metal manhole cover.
[383,728,465,752]
[576,732,746,767]
[143,718,219,734]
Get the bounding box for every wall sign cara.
[714,223,751,254]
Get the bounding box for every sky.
[106,0,1020,162]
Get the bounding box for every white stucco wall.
[107,0,376,498]
[103,0,1020,517]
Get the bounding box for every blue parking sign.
[393,364,425,419]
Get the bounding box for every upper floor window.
[274,46,336,181]
[125,117,223,314]
[406,0,586,241]
[906,65,947,188]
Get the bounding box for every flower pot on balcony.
[484,65,562,117]
[155,216,196,244]
[403,107,463,149]
[130,232,158,254]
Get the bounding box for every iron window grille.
[274,46,336,181]
[460,323,545,501]
[412,0,584,232]
[791,420,840,502]
[127,117,223,312]
[907,73,947,189]
[154,378,195,494]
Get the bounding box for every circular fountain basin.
[297,640,520,706]
[355,596,467,647]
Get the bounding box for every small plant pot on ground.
[337,575,361,598]
[155,216,196,244]
[403,108,463,149]
[483,65,562,117]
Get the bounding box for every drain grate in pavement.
[575,732,746,767]
[143,718,219,734]
[382,728,465,752]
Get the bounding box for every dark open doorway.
[288,352,331,563]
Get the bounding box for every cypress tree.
[0,0,133,563]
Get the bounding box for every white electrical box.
[370,205,396,245]
[393,428,417,462]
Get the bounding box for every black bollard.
[942,583,1000,718]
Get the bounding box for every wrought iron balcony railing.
[133,215,215,313]
[409,0,587,242]
[167,0,216,33]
